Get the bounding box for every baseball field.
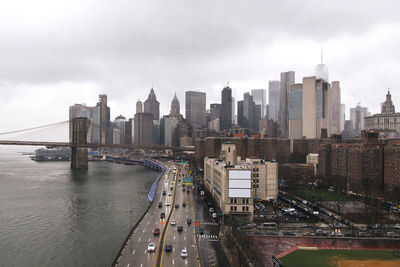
[280,249,400,267]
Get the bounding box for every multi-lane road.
[116,161,201,267]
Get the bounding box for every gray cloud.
[0,0,399,134]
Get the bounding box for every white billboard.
[229,189,251,198]
[229,179,251,188]
[228,170,251,198]
[229,170,251,180]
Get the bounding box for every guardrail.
[109,157,165,267]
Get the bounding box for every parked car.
[158,202,162,208]
[171,220,176,226]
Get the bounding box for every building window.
[242,206,245,211]
[234,206,237,211]
[228,147,231,152]
[246,206,249,211]
[257,184,259,188]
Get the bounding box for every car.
[170,187,173,191]
[165,200,170,206]
[178,184,181,187]
[199,228,204,235]
[160,212,165,219]
[200,191,205,196]
[209,207,214,213]
[212,212,217,219]
[180,248,188,258]
[168,192,172,196]
[171,220,176,226]
[175,204,179,209]
[186,218,192,225]
[147,243,156,252]
[162,191,166,196]
[153,228,160,235]
[165,244,172,252]
[182,202,187,207]
[187,190,190,194]
[394,223,400,229]
[183,188,186,192]
[177,226,183,232]
[158,202,162,208]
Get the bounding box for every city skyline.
[1,0,400,133]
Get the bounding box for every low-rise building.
[204,143,278,222]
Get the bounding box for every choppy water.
[0,149,157,267]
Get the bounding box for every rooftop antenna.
[227,81,230,87]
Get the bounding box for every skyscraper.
[350,105,370,135]
[302,77,331,138]
[136,100,143,114]
[185,91,206,128]
[330,81,341,134]
[268,81,280,122]
[92,94,111,144]
[144,88,160,121]
[231,97,236,124]
[251,89,267,119]
[134,112,153,145]
[288,84,303,139]
[279,71,295,138]
[220,86,232,130]
[170,92,180,115]
[315,51,329,82]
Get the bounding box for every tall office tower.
[231,97,236,124]
[243,92,256,130]
[170,92,180,115]
[210,104,222,121]
[340,104,345,132]
[112,115,127,144]
[330,81,341,134]
[268,81,280,122]
[144,88,160,120]
[350,105,370,135]
[134,113,153,145]
[185,91,206,128]
[129,118,134,144]
[237,100,244,127]
[152,120,161,145]
[136,100,143,114]
[251,89,267,119]
[279,71,295,138]
[220,86,232,130]
[92,94,111,144]
[341,120,356,138]
[288,84,303,139]
[315,51,329,82]
[160,115,179,146]
[302,76,331,138]
[69,104,92,142]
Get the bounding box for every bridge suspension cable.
[0,121,69,136]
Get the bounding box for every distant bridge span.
[0,140,194,152]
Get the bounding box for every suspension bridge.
[0,117,194,169]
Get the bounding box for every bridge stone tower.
[71,117,89,169]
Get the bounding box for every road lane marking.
[143,229,145,232]
[174,236,175,240]
[148,238,151,242]
[185,260,187,265]
[172,259,175,264]
[132,250,135,255]
[138,237,141,242]
[184,236,186,240]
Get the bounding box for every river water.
[0,149,157,267]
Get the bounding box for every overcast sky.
[1,0,399,138]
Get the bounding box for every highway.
[116,161,201,267]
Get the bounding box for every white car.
[180,248,188,258]
[147,243,156,252]
[171,219,176,226]
[165,200,171,206]
[168,192,172,196]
